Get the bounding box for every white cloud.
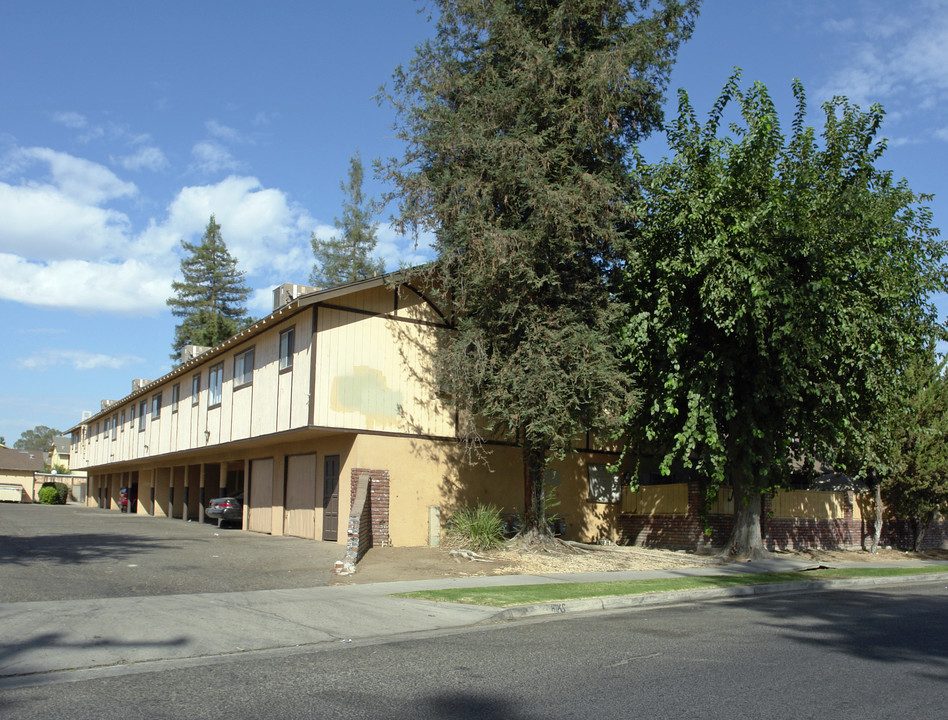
[818,7,948,113]
[0,182,131,260]
[936,127,948,142]
[0,142,332,315]
[0,254,172,314]
[116,145,168,172]
[4,147,137,205]
[13,349,144,371]
[191,141,240,173]
[50,111,88,129]
[161,175,314,280]
[205,120,243,143]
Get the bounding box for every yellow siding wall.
[74,311,314,469]
[314,305,454,437]
[622,483,689,516]
[772,489,846,520]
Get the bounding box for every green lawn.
[393,566,948,608]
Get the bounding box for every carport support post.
[242,458,250,532]
[168,471,174,521]
[198,464,206,523]
[183,468,189,522]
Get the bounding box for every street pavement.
[2,552,947,689]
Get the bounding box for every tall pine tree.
[167,215,252,359]
[381,0,698,543]
[310,152,384,287]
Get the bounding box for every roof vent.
[131,378,152,392]
[100,399,117,411]
[273,283,319,311]
[180,345,211,364]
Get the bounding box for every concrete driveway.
[0,502,347,602]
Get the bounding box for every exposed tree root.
[565,541,715,565]
[717,542,774,564]
[506,530,585,555]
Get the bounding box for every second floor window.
[171,384,180,413]
[192,373,200,406]
[152,392,162,419]
[234,347,254,387]
[279,328,295,371]
[209,363,223,406]
[139,401,146,431]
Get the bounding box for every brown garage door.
[284,454,316,540]
[248,459,273,534]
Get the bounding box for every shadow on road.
[748,585,948,673]
[0,532,184,566]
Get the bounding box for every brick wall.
[617,482,948,551]
[347,468,392,558]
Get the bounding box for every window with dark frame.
[234,347,254,387]
[120,409,125,433]
[587,463,622,504]
[139,400,147,431]
[152,392,162,419]
[192,372,200,406]
[171,383,180,413]
[279,328,295,371]
[209,363,223,406]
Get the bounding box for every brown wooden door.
[285,454,316,539]
[322,455,340,541]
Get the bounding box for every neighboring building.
[69,274,622,549]
[48,436,71,470]
[0,445,45,502]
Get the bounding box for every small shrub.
[37,486,59,504]
[39,481,69,504]
[449,503,506,551]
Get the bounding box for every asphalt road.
[2,582,945,719]
[0,502,345,601]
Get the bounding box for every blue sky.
[1,1,946,445]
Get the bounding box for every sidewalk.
[2,557,946,688]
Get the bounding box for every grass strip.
[393,566,948,607]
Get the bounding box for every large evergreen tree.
[167,215,252,359]
[310,152,385,287]
[381,0,699,542]
[620,75,945,559]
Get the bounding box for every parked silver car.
[206,492,243,527]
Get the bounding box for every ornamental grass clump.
[449,503,506,552]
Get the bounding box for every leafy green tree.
[14,425,62,453]
[882,351,948,551]
[620,74,945,560]
[167,215,252,359]
[381,0,698,542]
[311,152,385,287]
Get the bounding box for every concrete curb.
[489,572,948,621]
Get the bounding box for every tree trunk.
[912,514,930,553]
[720,471,769,562]
[520,444,551,539]
[870,480,883,554]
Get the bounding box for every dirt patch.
[330,544,948,586]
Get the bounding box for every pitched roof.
[0,445,45,472]
[51,436,70,454]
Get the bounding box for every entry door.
[322,455,340,542]
[285,454,316,540]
